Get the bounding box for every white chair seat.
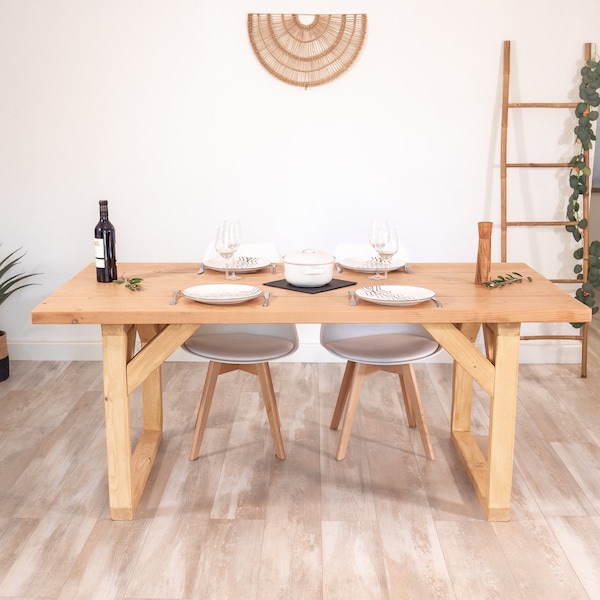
[323,332,440,365]
[184,325,297,363]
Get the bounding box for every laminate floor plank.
[546,516,600,599]
[3,390,105,519]
[513,405,596,517]
[551,441,600,513]
[493,519,590,599]
[436,520,520,599]
[125,430,228,599]
[190,519,264,600]
[0,514,97,598]
[518,371,594,443]
[210,377,280,520]
[0,517,39,584]
[322,521,388,600]
[368,445,454,600]
[257,363,323,600]
[56,518,151,600]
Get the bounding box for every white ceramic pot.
[283,249,335,287]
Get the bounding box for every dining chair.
[184,242,298,461]
[320,323,441,461]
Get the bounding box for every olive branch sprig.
[483,272,532,288]
[113,276,144,291]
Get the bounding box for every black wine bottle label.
[95,200,117,282]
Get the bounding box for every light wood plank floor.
[1,324,600,599]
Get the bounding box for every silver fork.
[169,289,181,305]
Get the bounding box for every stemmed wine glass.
[378,227,398,280]
[368,219,391,280]
[215,220,242,280]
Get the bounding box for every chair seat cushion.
[323,333,440,365]
[184,333,296,363]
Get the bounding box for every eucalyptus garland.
[566,54,600,326]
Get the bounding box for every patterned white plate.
[203,257,271,273]
[183,284,262,305]
[339,256,406,273]
[355,285,435,306]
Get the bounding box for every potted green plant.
[0,245,40,381]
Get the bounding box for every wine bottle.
[94,200,117,282]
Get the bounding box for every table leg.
[423,322,521,521]
[486,322,521,520]
[101,322,199,520]
[102,324,138,520]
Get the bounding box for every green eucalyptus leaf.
[588,256,600,268]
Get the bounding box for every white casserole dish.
[283,249,335,287]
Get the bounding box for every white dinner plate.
[183,284,262,305]
[355,285,435,306]
[339,256,406,273]
[203,257,271,273]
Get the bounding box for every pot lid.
[283,249,335,265]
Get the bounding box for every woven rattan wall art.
[247,14,367,88]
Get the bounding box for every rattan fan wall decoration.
[248,14,367,88]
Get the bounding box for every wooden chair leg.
[330,361,356,430]
[189,361,222,460]
[398,370,416,427]
[398,364,435,460]
[253,362,286,460]
[336,363,369,461]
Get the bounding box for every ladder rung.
[550,278,584,284]
[505,221,574,227]
[506,162,572,168]
[520,335,584,341]
[507,102,577,108]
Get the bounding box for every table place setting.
[182,284,262,305]
[354,285,439,307]
[203,256,271,274]
[337,256,406,274]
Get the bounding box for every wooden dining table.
[31,261,591,521]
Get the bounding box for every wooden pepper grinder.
[475,221,492,285]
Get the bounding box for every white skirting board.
[6,339,585,364]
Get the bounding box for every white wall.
[1,0,599,362]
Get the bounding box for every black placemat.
[264,278,356,294]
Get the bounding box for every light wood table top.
[32,261,590,326]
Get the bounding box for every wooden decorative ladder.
[500,40,593,377]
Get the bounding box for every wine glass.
[215,220,242,280]
[378,228,398,280]
[368,219,390,280]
